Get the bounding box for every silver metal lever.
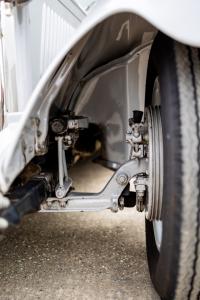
[55,137,72,199]
[41,158,148,212]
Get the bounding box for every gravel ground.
[0,161,159,300]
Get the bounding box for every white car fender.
[0,0,200,194]
[89,0,200,47]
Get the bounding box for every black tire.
[145,33,200,300]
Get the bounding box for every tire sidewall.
[145,33,183,300]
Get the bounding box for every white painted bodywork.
[0,0,200,194]
[0,0,87,112]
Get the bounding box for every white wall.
[0,0,95,113]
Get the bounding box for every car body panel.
[0,0,200,193]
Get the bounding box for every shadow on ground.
[0,162,159,300]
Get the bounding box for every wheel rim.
[146,79,163,250]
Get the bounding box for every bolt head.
[116,173,128,185]
[55,186,66,199]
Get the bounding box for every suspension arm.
[41,158,148,212]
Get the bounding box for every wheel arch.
[86,0,200,48]
[0,0,200,193]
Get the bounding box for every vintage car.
[0,0,200,299]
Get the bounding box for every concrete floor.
[0,161,159,300]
